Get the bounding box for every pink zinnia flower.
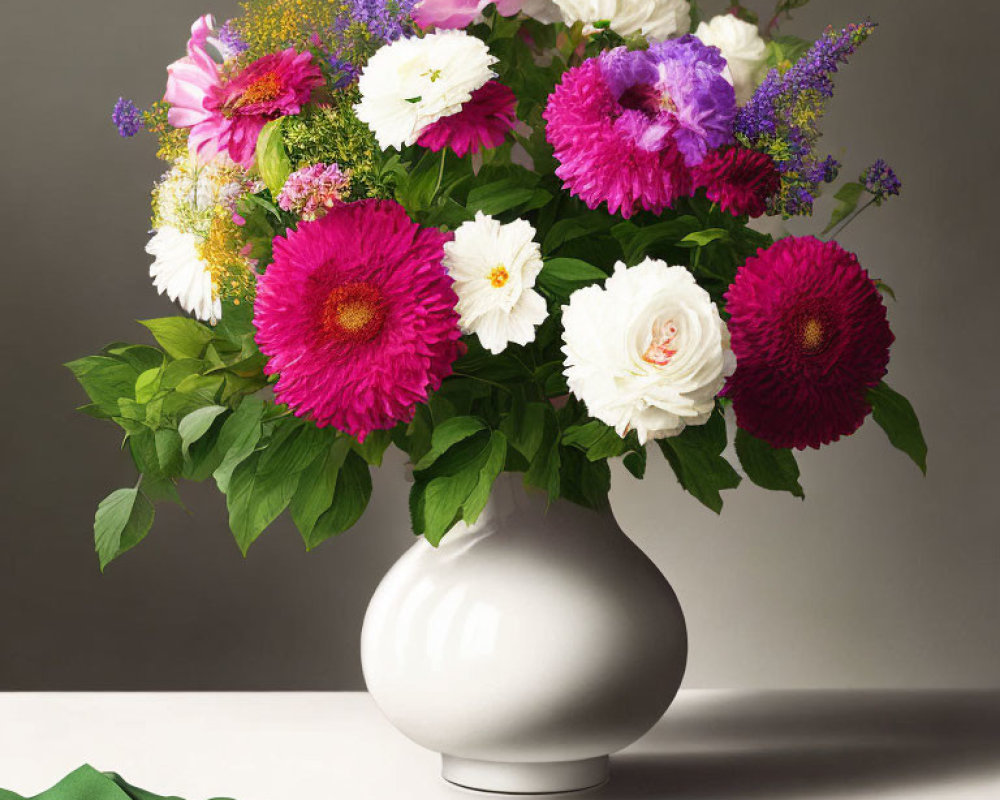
[417,81,517,157]
[254,200,463,441]
[413,0,485,28]
[724,236,894,450]
[165,21,323,168]
[693,147,780,218]
[278,163,352,220]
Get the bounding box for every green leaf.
[458,430,507,527]
[94,488,155,570]
[154,428,183,475]
[258,422,330,479]
[678,228,729,248]
[823,181,865,234]
[735,428,804,498]
[611,216,699,263]
[536,257,607,300]
[562,420,628,461]
[140,475,183,506]
[414,416,487,470]
[542,215,616,255]
[559,446,612,510]
[500,401,549,462]
[139,318,214,360]
[256,117,292,197]
[623,448,647,479]
[308,451,372,546]
[523,405,561,501]
[212,397,265,493]
[103,343,165,374]
[350,429,392,467]
[290,437,352,544]
[226,451,300,555]
[178,405,229,458]
[66,356,139,415]
[134,367,161,404]
[867,382,928,474]
[657,410,741,513]
[466,178,538,216]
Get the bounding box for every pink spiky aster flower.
[165,17,323,168]
[254,200,463,441]
[693,146,780,218]
[544,37,735,218]
[417,81,517,157]
[278,163,352,220]
[724,236,894,450]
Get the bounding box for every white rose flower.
[561,259,734,444]
[355,31,497,151]
[443,212,547,354]
[146,226,221,323]
[695,14,767,105]
[552,0,690,41]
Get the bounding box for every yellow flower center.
[801,318,825,352]
[488,265,510,289]
[237,71,283,106]
[322,282,386,343]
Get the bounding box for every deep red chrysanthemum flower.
[693,147,780,218]
[417,80,518,158]
[724,236,894,449]
[253,200,463,441]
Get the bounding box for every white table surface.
[1,691,998,799]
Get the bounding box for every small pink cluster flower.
[277,163,353,220]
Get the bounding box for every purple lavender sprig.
[735,20,877,216]
[861,159,901,204]
[111,97,143,138]
[344,0,417,43]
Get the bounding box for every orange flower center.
[322,283,386,343]
[800,317,825,352]
[488,265,510,288]
[642,319,679,366]
[237,71,284,106]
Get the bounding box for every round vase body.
[361,473,687,794]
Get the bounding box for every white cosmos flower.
[695,15,767,105]
[561,259,734,444]
[443,212,547,354]
[146,226,221,323]
[552,0,690,41]
[355,31,497,150]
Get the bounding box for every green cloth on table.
[0,765,235,800]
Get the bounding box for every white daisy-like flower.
[146,226,222,323]
[561,258,734,444]
[355,31,497,151]
[443,212,547,354]
[695,15,767,105]
[551,0,690,41]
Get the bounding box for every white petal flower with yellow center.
[695,14,767,105]
[355,31,497,151]
[561,258,734,444]
[146,225,222,323]
[443,212,547,354]
[552,0,690,41]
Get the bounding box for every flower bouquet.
[74,0,926,569]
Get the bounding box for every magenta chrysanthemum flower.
[254,200,463,440]
[417,81,517,157]
[693,147,780,218]
[544,38,735,218]
[165,29,323,168]
[724,236,894,450]
[278,163,352,220]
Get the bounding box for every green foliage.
[735,428,804,498]
[867,382,928,474]
[658,408,741,513]
[256,117,293,198]
[823,181,865,234]
[94,487,155,570]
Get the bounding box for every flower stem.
[826,197,875,241]
[432,150,447,199]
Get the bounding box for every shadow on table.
[599,691,1000,800]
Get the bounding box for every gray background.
[1,0,997,690]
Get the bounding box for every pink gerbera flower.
[254,200,463,441]
[417,81,517,157]
[165,22,323,168]
[693,147,780,218]
[724,236,894,450]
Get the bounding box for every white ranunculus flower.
[561,259,734,444]
[146,226,221,323]
[355,31,497,151]
[443,212,547,354]
[552,0,690,41]
[695,14,767,105]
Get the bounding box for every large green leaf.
[523,404,561,501]
[307,451,373,546]
[562,420,628,461]
[414,416,487,470]
[256,117,292,197]
[139,318,214,360]
[559,446,611,510]
[822,181,865,234]
[94,488,155,570]
[178,405,228,458]
[658,410,741,513]
[290,437,352,544]
[466,178,544,216]
[735,428,804,498]
[212,397,265,493]
[66,356,139,416]
[867,381,928,474]
[536,258,607,300]
[226,451,301,555]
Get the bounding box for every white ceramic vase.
[361,472,687,795]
